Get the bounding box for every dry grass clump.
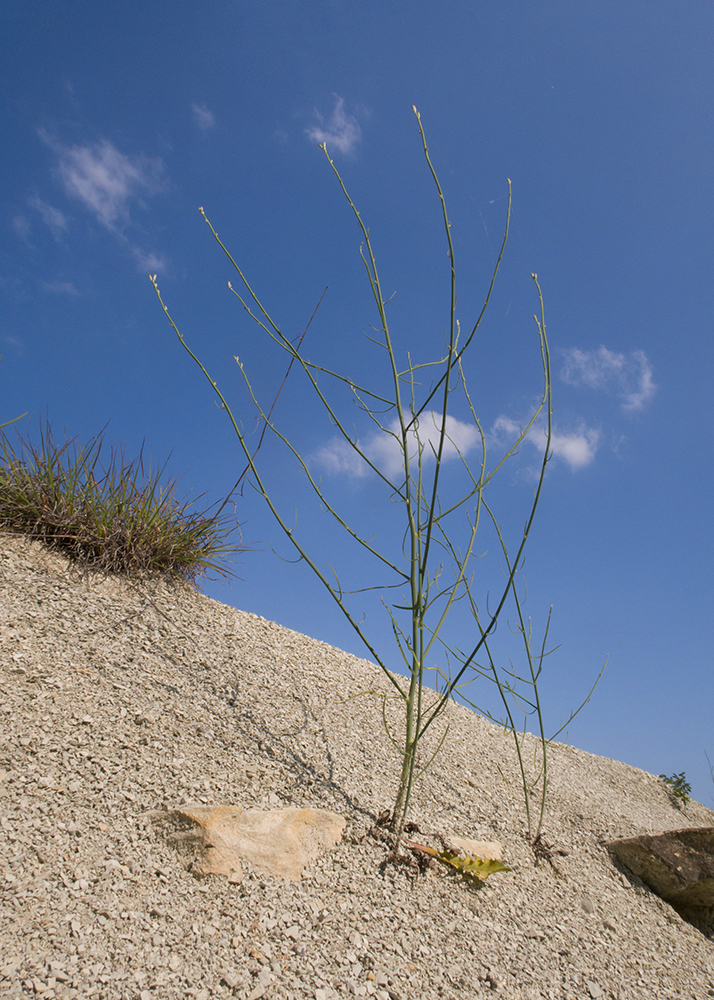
[0,421,241,585]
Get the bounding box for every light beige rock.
[448,835,503,861]
[150,804,347,882]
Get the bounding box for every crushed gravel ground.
[2,531,713,1000]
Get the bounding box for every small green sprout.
[659,771,691,805]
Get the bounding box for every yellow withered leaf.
[403,839,512,880]
[438,849,512,879]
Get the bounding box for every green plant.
[152,106,597,848]
[0,419,241,584]
[659,771,691,805]
[456,585,605,844]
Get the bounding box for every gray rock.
[606,825,714,928]
[607,826,714,905]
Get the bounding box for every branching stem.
[154,107,601,851]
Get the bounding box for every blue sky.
[2,0,713,806]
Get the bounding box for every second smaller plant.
[659,771,691,806]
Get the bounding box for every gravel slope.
[1,531,713,1000]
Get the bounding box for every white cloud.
[560,345,656,412]
[306,96,362,155]
[12,214,32,245]
[191,102,216,129]
[41,280,79,296]
[30,197,67,240]
[549,426,600,469]
[40,131,164,230]
[315,410,480,479]
[132,247,168,274]
[490,415,599,471]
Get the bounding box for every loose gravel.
[2,531,713,1000]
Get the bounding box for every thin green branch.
[150,274,406,698]
[155,111,603,853]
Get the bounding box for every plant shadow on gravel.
[223,685,378,826]
[0,419,243,586]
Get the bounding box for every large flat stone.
[150,804,347,882]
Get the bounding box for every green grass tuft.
[0,420,243,586]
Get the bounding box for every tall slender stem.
[153,109,574,852]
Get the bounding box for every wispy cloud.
[11,215,32,245]
[41,280,79,296]
[306,96,362,155]
[315,410,480,479]
[191,102,216,129]
[132,247,168,274]
[560,345,656,412]
[30,197,68,240]
[35,131,168,272]
[490,416,600,471]
[40,131,164,231]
